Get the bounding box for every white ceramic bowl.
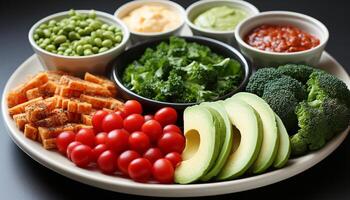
[114,0,186,44]
[28,10,130,76]
[186,0,259,44]
[235,11,329,67]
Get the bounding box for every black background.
[0,0,349,199]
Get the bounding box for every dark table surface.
[0,0,349,199]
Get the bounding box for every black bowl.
[110,36,251,111]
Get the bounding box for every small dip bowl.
[28,10,130,76]
[114,0,186,44]
[110,36,251,111]
[235,11,329,67]
[186,0,259,44]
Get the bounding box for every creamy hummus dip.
[122,5,181,33]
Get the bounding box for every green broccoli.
[290,134,308,156]
[277,64,315,84]
[262,89,299,132]
[263,76,307,101]
[246,68,284,96]
[307,71,350,107]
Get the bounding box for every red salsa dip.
[245,24,320,53]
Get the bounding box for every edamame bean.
[83,49,93,56]
[54,35,67,44]
[102,39,112,47]
[99,47,109,53]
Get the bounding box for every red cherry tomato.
[106,129,129,154]
[117,150,140,175]
[123,114,144,133]
[128,131,150,154]
[115,110,126,119]
[97,150,117,174]
[152,158,174,184]
[95,132,108,145]
[128,158,152,182]
[56,131,75,154]
[101,113,123,132]
[124,100,143,116]
[71,144,93,168]
[141,120,163,143]
[154,107,178,126]
[165,152,182,167]
[75,128,95,148]
[143,148,163,163]
[92,144,108,162]
[144,114,154,122]
[158,131,185,154]
[66,141,82,159]
[163,124,182,134]
[92,110,109,132]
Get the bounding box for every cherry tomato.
[163,124,182,134]
[115,110,126,119]
[71,144,92,168]
[66,141,82,159]
[143,148,163,163]
[56,131,75,155]
[141,120,163,143]
[128,158,152,182]
[144,114,154,122]
[124,100,143,116]
[106,129,129,154]
[128,131,150,153]
[101,113,123,132]
[92,144,108,162]
[97,150,117,174]
[95,132,108,145]
[92,110,109,132]
[75,128,95,148]
[123,114,144,133]
[152,158,174,184]
[117,150,141,175]
[154,107,178,126]
[158,131,185,154]
[165,152,182,167]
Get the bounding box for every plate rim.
[1,53,349,197]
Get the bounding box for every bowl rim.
[234,11,329,56]
[111,35,251,107]
[28,9,130,59]
[114,0,186,37]
[185,0,260,35]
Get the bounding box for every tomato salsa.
[245,24,320,53]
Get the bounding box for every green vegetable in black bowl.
[122,37,243,103]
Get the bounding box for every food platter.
[2,36,349,196]
[2,1,350,197]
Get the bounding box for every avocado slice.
[216,98,262,180]
[200,101,233,181]
[233,92,279,174]
[273,114,291,168]
[174,105,221,184]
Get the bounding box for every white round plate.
[2,27,350,197]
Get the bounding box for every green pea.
[84,27,93,34]
[95,29,103,37]
[52,27,60,34]
[39,23,48,29]
[65,48,72,54]
[60,42,70,48]
[45,44,56,52]
[68,9,76,16]
[68,31,80,40]
[57,46,66,52]
[102,39,112,47]
[90,21,101,30]
[37,38,44,43]
[76,45,84,55]
[92,46,99,53]
[99,47,109,53]
[101,24,109,30]
[70,16,79,21]
[43,38,51,44]
[43,29,51,38]
[78,29,85,36]
[94,38,102,47]
[83,49,93,56]
[102,31,114,40]
[83,44,92,50]
[108,25,116,32]
[33,34,39,40]
[57,29,65,36]
[57,51,64,55]
[39,43,47,49]
[89,10,96,19]
[63,25,74,32]
[54,35,67,44]
[114,35,122,43]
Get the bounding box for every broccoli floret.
[322,98,350,140]
[290,134,308,156]
[262,89,299,132]
[246,68,284,96]
[277,64,315,84]
[307,71,350,107]
[264,76,307,101]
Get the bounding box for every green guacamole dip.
[193,6,247,31]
